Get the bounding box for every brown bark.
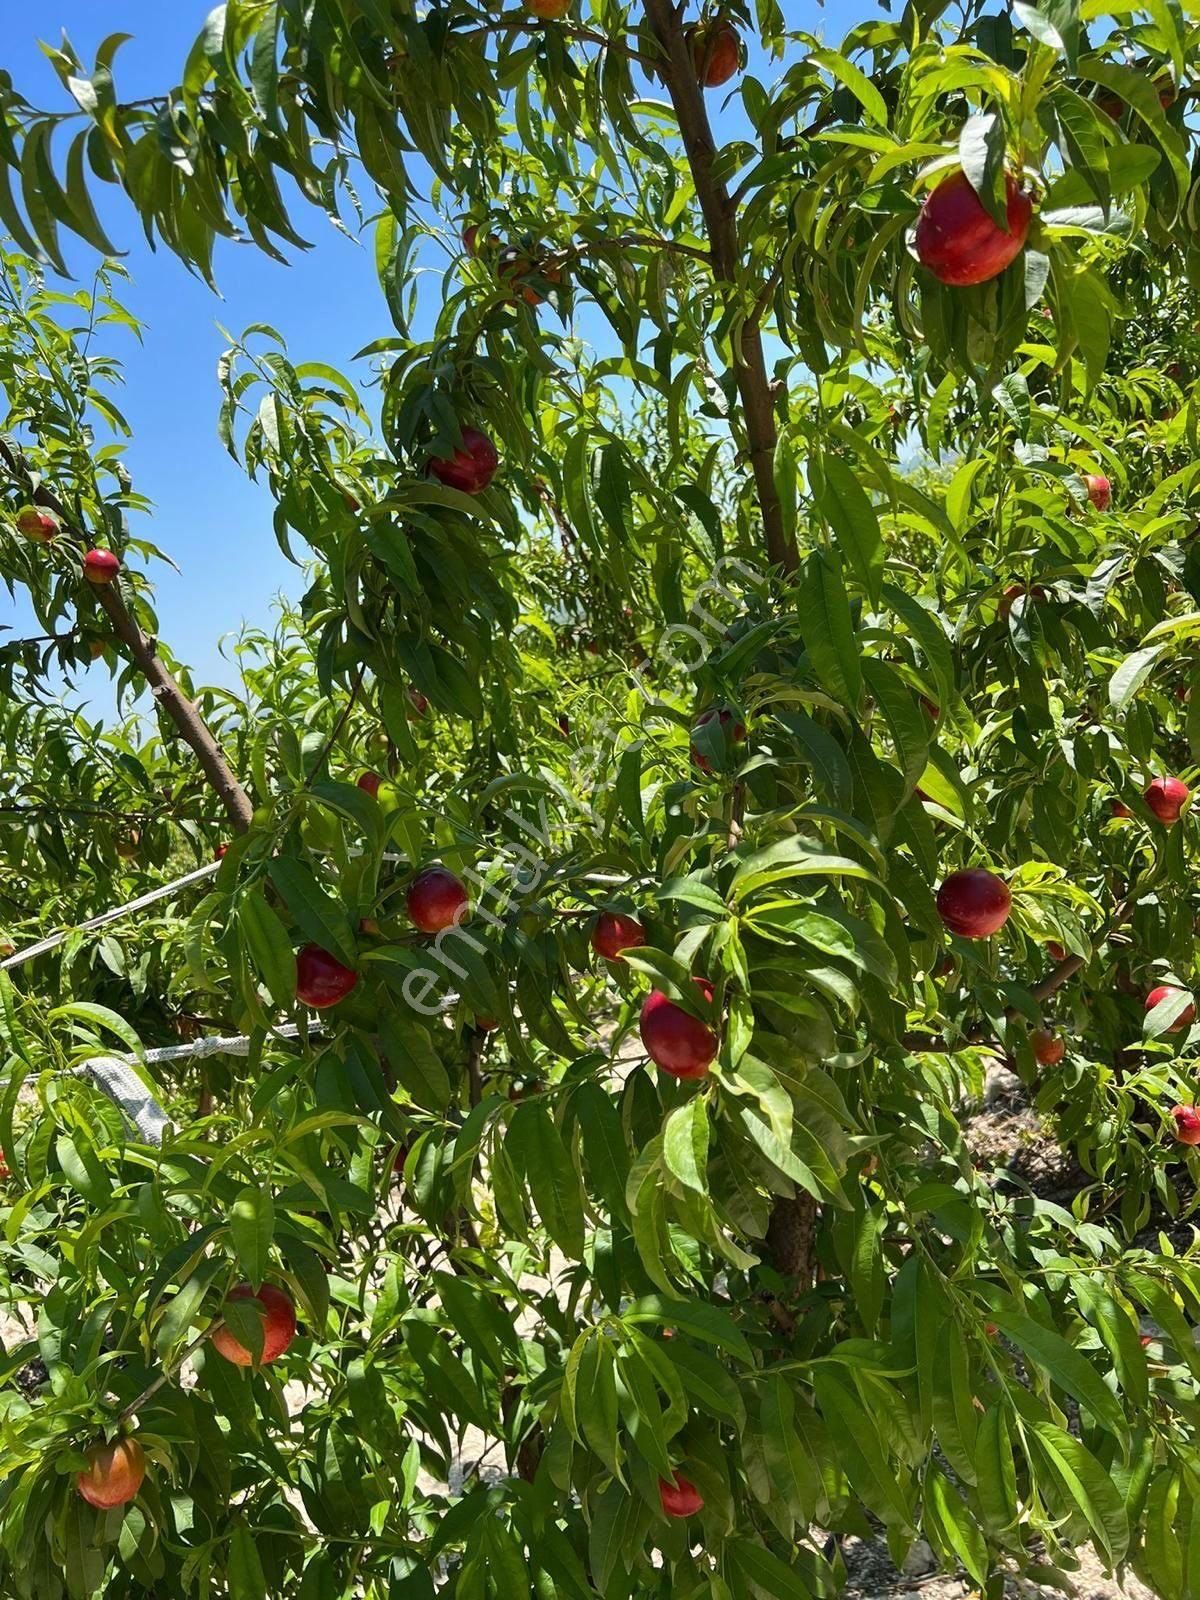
[641,0,797,576]
[766,1193,817,1290]
[642,0,804,1283]
[0,442,253,832]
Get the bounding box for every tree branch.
[904,900,1131,1055]
[466,19,649,65]
[303,665,366,790]
[0,442,253,832]
[641,0,796,575]
[0,803,214,824]
[117,1319,222,1424]
[552,233,712,268]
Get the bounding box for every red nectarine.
[428,429,498,494]
[407,865,469,933]
[915,171,1032,287]
[76,1436,145,1509]
[211,1283,297,1366]
[592,911,646,961]
[640,979,717,1078]
[935,869,1012,939]
[296,945,359,1008]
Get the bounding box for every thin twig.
[552,233,711,268]
[303,665,366,790]
[0,803,214,824]
[116,1319,222,1424]
[0,440,253,831]
[1,627,80,649]
[466,19,649,64]
[726,781,745,852]
[467,1028,485,1109]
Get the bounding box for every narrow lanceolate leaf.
[621,1296,755,1363]
[663,1098,710,1194]
[796,550,862,711]
[925,1464,989,1587]
[731,835,879,899]
[576,1336,624,1482]
[1030,1422,1130,1566]
[229,1187,274,1288]
[227,1518,269,1600]
[975,1404,1019,1536]
[616,1341,673,1478]
[808,48,889,126]
[981,1304,1127,1439]
[728,1537,813,1600]
[761,1376,819,1525]
[506,1103,585,1258]
[812,454,883,606]
[588,1480,640,1595]
[238,888,297,1008]
[812,1366,913,1528]
[1109,644,1163,712]
[267,857,358,968]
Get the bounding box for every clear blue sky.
[6,4,848,698]
[7,2,389,693]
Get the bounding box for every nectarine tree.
[1,3,1200,1599]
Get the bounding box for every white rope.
[36,1026,325,1146]
[2,860,221,971]
[140,1023,316,1063]
[1,852,636,977]
[80,1055,174,1145]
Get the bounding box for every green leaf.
[622,1295,754,1364]
[729,1537,813,1600]
[925,1464,988,1586]
[238,888,298,1008]
[616,1341,673,1478]
[732,834,878,900]
[588,1480,640,1595]
[267,857,358,969]
[860,659,929,793]
[1013,0,1064,49]
[507,1103,585,1258]
[808,48,889,126]
[880,585,956,714]
[981,1303,1127,1438]
[662,1339,745,1426]
[975,1404,1019,1537]
[1031,1421,1130,1566]
[229,1187,274,1288]
[155,1266,221,1357]
[761,1376,819,1527]
[49,1000,145,1060]
[958,112,1007,224]
[812,1365,912,1528]
[1109,645,1163,713]
[812,455,883,606]
[663,1098,710,1195]
[796,550,862,710]
[577,1335,624,1482]
[228,1517,268,1600]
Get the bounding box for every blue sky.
[8,2,387,693]
[5,3,848,698]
